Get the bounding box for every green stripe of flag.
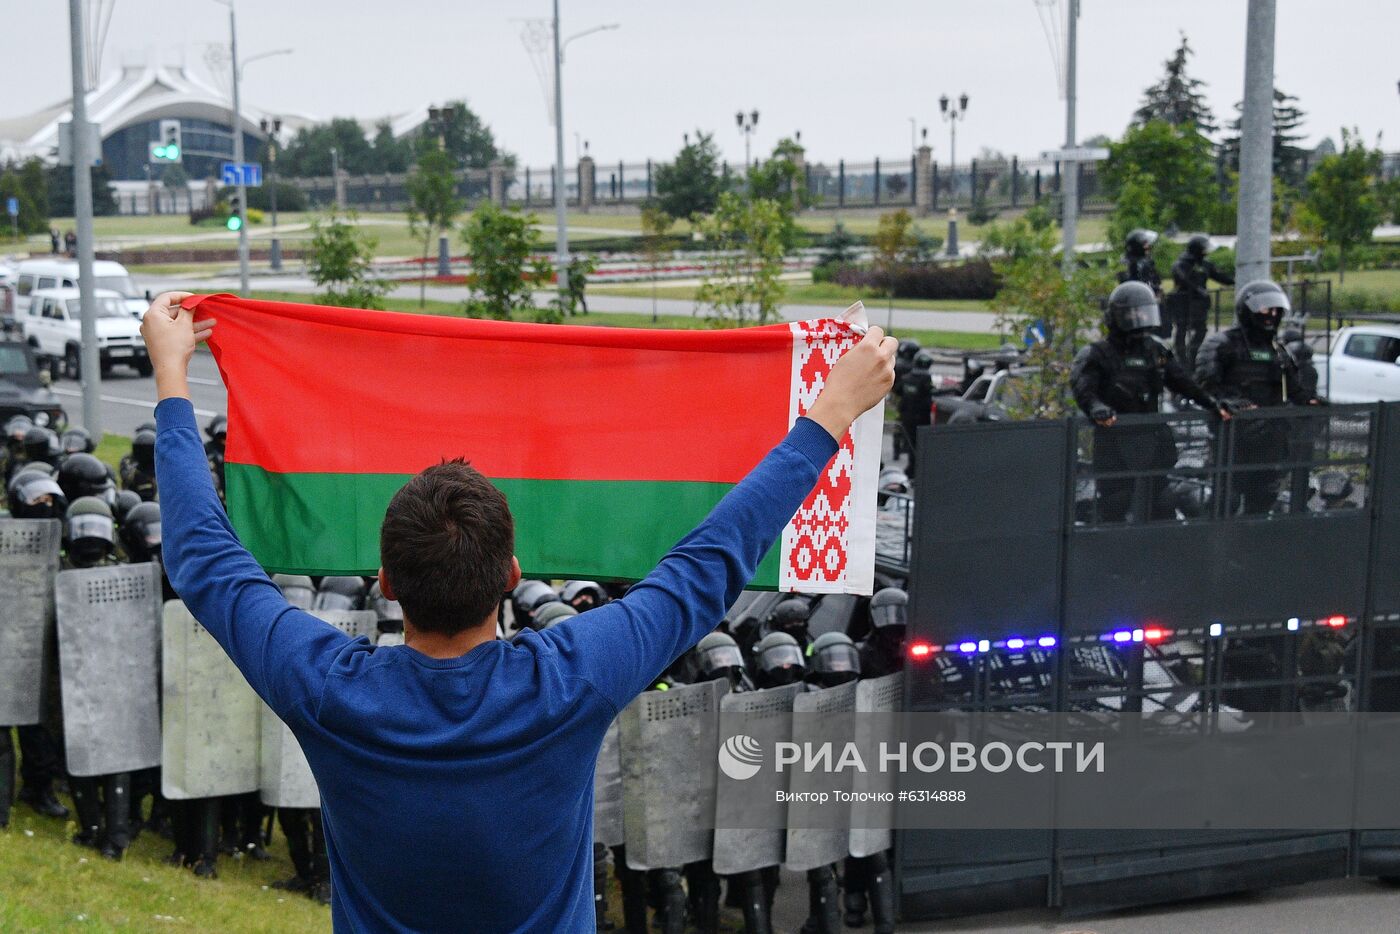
[225,462,781,586]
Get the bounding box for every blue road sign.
[5,197,18,218]
[220,162,263,187]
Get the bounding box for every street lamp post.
[67,0,100,435]
[210,0,249,294]
[427,105,457,277]
[939,93,969,257]
[736,109,759,171]
[260,116,282,270]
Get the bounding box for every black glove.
[1089,403,1115,424]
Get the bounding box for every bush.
[1334,288,1400,313]
[966,204,1000,225]
[832,259,999,301]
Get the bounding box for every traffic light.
[226,194,243,231]
[149,119,182,163]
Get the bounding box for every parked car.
[12,258,148,319]
[1315,325,1400,403]
[21,287,151,378]
[0,340,66,430]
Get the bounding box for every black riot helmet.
[767,598,811,640]
[273,574,316,610]
[119,501,162,563]
[1234,279,1291,336]
[64,496,115,567]
[60,426,95,455]
[695,631,747,686]
[206,414,228,446]
[808,632,862,688]
[131,428,156,473]
[1104,281,1162,336]
[754,632,807,688]
[23,427,54,463]
[57,452,115,505]
[869,587,908,633]
[5,414,34,444]
[896,339,921,363]
[112,489,142,525]
[1186,234,1212,259]
[511,579,561,630]
[7,471,67,520]
[912,350,935,371]
[559,580,608,613]
[1125,228,1158,258]
[314,576,368,611]
[368,580,405,633]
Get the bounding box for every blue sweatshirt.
[155,397,838,933]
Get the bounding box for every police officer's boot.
[70,776,102,848]
[591,843,614,930]
[801,865,841,934]
[308,811,331,904]
[612,846,648,934]
[100,773,132,859]
[273,807,314,892]
[842,856,868,926]
[191,798,220,878]
[0,732,15,829]
[656,868,687,934]
[685,862,720,934]
[739,871,773,934]
[867,851,897,934]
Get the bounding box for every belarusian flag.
[190,294,880,594]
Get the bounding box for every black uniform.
[896,355,934,475]
[1169,246,1234,370]
[1071,334,1219,522]
[1196,325,1315,515]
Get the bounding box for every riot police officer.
[313,576,368,611]
[112,489,142,527]
[856,588,908,678]
[204,415,227,501]
[510,579,562,632]
[59,426,96,458]
[1170,234,1234,370]
[1120,229,1165,337]
[560,580,609,613]
[118,427,158,501]
[1072,281,1229,522]
[896,350,935,474]
[1197,280,1319,515]
[1281,326,1321,400]
[758,597,813,653]
[893,339,921,382]
[61,497,135,859]
[368,580,406,646]
[57,452,117,507]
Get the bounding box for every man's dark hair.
[379,459,515,635]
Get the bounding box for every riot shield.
[713,683,802,875]
[784,680,859,871]
[315,609,377,641]
[620,679,725,870]
[849,673,902,858]
[260,702,319,808]
[55,562,163,776]
[593,720,624,848]
[0,519,61,726]
[161,600,260,799]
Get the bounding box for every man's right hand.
[806,326,897,442]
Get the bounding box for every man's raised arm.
[542,327,897,710]
[144,293,348,718]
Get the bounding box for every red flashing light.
[1143,627,1166,643]
[1325,615,1347,629]
[909,641,936,660]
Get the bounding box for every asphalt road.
[53,348,227,437]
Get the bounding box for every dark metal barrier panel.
[900,404,1396,919]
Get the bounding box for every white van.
[22,287,151,378]
[13,258,147,319]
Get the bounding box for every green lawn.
[0,791,329,933]
[591,279,993,313]
[245,290,1004,351]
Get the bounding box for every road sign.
[220,162,263,188]
[1041,147,1110,163]
[6,198,18,218]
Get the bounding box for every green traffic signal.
[165,145,179,159]
[226,215,243,232]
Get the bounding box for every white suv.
[22,287,151,378]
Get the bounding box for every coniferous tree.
[1134,34,1217,134]
[1220,89,1309,188]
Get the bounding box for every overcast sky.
[8,0,1399,168]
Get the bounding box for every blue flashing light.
[977,639,990,653]
[958,641,977,654]
[1132,629,1144,643]
[1209,622,1223,638]
[1112,630,1132,643]
[1287,617,1300,632]
[1037,635,1057,648]
[1006,637,1025,650]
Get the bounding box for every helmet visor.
[69,513,114,543]
[760,643,805,672]
[816,643,860,674]
[314,593,359,611]
[871,602,908,630]
[1116,303,1161,332]
[1243,286,1291,316]
[282,586,315,609]
[700,643,744,676]
[17,476,63,506]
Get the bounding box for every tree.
[277,118,375,177]
[1104,166,1160,249]
[816,222,857,269]
[872,210,919,295]
[161,164,189,212]
[1220,88,1309,189]
[416,100,508,170]
[1134,34,1217,134]
[0,160,48,236]
[744,137,810,249]
[306,209,388,309]
[42,162,117,219]
[982,215,1116,419]
[695,193,788,327]
[406,145,463,308]
[368,121,412,174]
[654,131,724,219]
[1299,129,1384,285]
[460,203,552,321]
[1103,120,1217,233]
[640,205,674,322]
